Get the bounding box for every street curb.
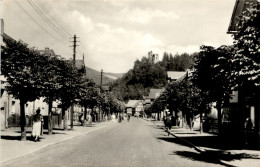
[1,122,113,165]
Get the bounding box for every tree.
[192,45,234,133]
[38,53,65,134]
[78,77,99,125]
[56,60,83,130]
[232,2,260,86]
[1,37,44,140]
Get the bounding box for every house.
[143,88,164,107]
[227,0,258,34]
[75,59,86,74]
[101,85,110,92]
[125,100,144,116]
[167,71,186,83]
[227,0,260,148]
[143,88,164,119]
[0,32,52,129]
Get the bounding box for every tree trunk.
[62,107,68,130]
[70,104,74,130]
[48,100,53,135]
[190,114,194,131]
[84,106,87,126]
[217,100,222,134]
[200,109,203,134]
[19,99,27,141]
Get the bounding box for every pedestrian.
[127,114,131,122]
[118,113,122,123]
[165,115,171,130]
[245,118,253,131]
[163,115,166,128]
[32,108,43,142]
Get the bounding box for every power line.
[26,0,69,41]
[34,0,73,37]
[15,1,61,42]
[36,0,101,69]
[40,0,75,35]
[2,1,51,47]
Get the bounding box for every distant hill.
[85,66,124,85]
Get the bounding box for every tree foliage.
[111,52,194,101]
[232,2,260,86]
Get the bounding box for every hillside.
[85,66,124,85]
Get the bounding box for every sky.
[1,0,236,73]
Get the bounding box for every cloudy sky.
[1,0,235,73]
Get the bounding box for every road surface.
[4,118,224,167]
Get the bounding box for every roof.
[167,71,186,80]
[75,60,85,70]
[148,88,164,99]
[101,85,109,91]
[38,47,56,56]
[2,33,14,41]
[227,0,258,33]
[65,59,86,73]
[125,100,142,108]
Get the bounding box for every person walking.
[32,108,43,142]
[127,114,131,122]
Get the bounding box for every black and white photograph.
[1,0,260,166]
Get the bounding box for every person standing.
[32,108,43,142]
[127,114,131,122]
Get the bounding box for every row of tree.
[147,2,260,132]
[1,36,124,141]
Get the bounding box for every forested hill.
[85,66,124,85]
[111,52,196,101]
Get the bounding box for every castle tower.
[148,51,159,63]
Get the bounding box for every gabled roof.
[75,60,85,70]
[2,33,14,41]
[227,0,258,33]
[65,59,86,73]
[125,100,142,108]
[148,88,164,99]
[167,71,186,80]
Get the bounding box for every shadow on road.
[158,136,260,166]
[158,135,239,150]
[1,135,21,141]
[173,150,260,167]
[172,150,236,167]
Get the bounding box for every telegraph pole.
[72,35,77,61]
[70,34,79,130]
[100,69,103,86]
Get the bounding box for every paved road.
[4,118,224,167]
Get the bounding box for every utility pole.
[99,69,103,122]
[100,69,103,86]
[72,35,77,61]
[70,34,79,130]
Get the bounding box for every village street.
[3,118,226,167]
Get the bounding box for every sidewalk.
[150,119,260,167]
[1,121,115,165]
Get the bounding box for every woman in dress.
[32,108,43,142]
